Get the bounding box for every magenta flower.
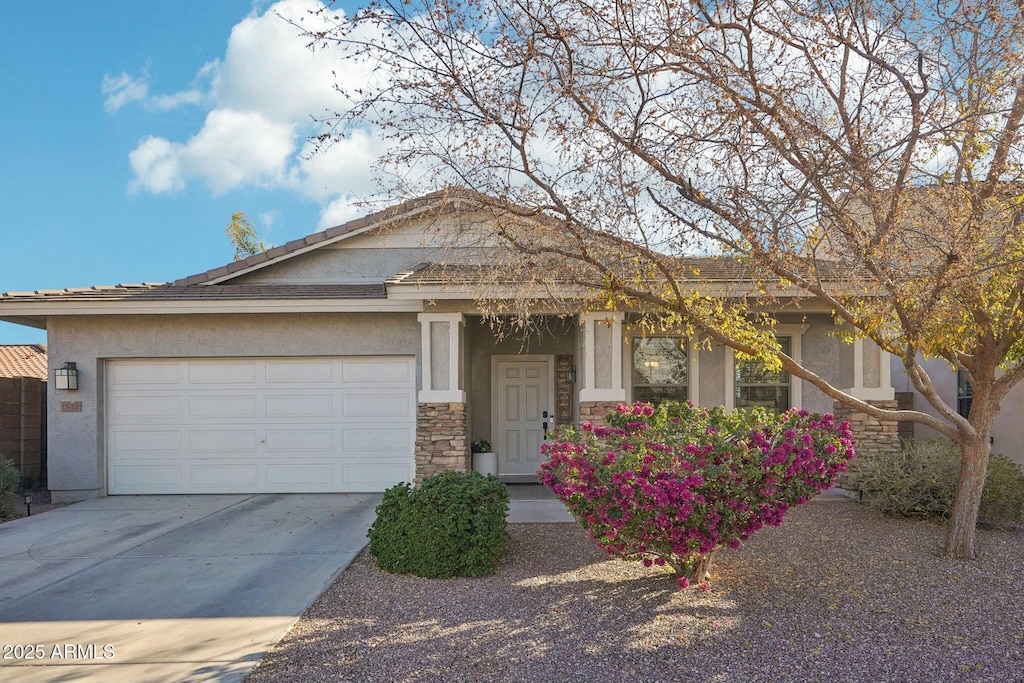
[537,401,854,589]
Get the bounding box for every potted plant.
[471,439,497,477]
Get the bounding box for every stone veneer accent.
[578,401,625,427]
[833,399,900,489]
[414,402,469,485]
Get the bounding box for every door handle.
[542,410,549,440]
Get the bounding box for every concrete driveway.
[0,493,379,683]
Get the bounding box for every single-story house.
[0,192,903,503]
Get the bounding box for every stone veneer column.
[414,402,469,485]
[578,401,624,427]
[834,399,900,489]
[416,313,467,485]
[833,337,899,489]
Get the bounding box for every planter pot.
[472,452,498,476]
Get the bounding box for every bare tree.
[306,0,1024,559]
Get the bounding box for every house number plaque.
[60,401,83,413]
[555,354,574,425]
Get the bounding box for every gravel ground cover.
[246,501,1024,683]
[0,489,65,523]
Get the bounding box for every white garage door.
[106,357,416,494]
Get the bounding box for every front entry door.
[494,358,551,476]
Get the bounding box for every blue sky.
[1,1,374,344]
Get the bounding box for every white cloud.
[129,110,294,196]
[210,0,349,123]
[287,129,384,202]
[148,89,204,111]
[318,195,370,229]
[182,109,295,194]
[259,209,281,231]
[128,137,183,194]
[102,73,149,112]
[103,59,215,113]
[121,0,386,220]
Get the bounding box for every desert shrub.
[0,456,21,519]
[368,470,510,578]
[853,437,1024,527]
[540,402,855,588]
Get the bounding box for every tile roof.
[0,345,47,380]
[0,284,387,302]
[386,257,840,286]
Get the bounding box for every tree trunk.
[692,552,713,582]
[945,435,991,559]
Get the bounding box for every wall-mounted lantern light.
[55,362,78,390]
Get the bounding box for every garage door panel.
[344,463,413,488]
[189,395,258,419]
[188,463,258,487]
[110,395,182,420]
[342,428,412,451]
[265,360,334,384]
[265,463,335,487]
[107,357,415,494]
[342,359,412,384]
[265,394,334,418]
[342,393,413,418]
[189,430,259,452]
[109,362,182,387]
[188,362,257,384]
[264,429,334,452]
[110,464,183,492]
[109,430,183,456]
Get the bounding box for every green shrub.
[0,456,21,519]
[852,438,1024,527]
[368,470,510,578]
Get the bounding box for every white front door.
[494,358,552,476]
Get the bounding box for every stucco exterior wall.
[232,246,493,284]
[892,355,1024,466]
[698,344,725,407]
[46,313,420,501]
[799,317,844,415]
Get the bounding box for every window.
[632,337,687,405]
[735,336,791,413]
[957,368,973,419]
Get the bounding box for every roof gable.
[175,189,484,287]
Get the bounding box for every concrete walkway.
[0,493,378,683]
[507,484,575,523]
[506,484,854,523]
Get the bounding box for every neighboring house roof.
[0,344,47,380]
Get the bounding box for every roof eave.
[0,298,425,317]
[0,315,46,330]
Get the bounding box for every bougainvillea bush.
[539,402,855,588]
